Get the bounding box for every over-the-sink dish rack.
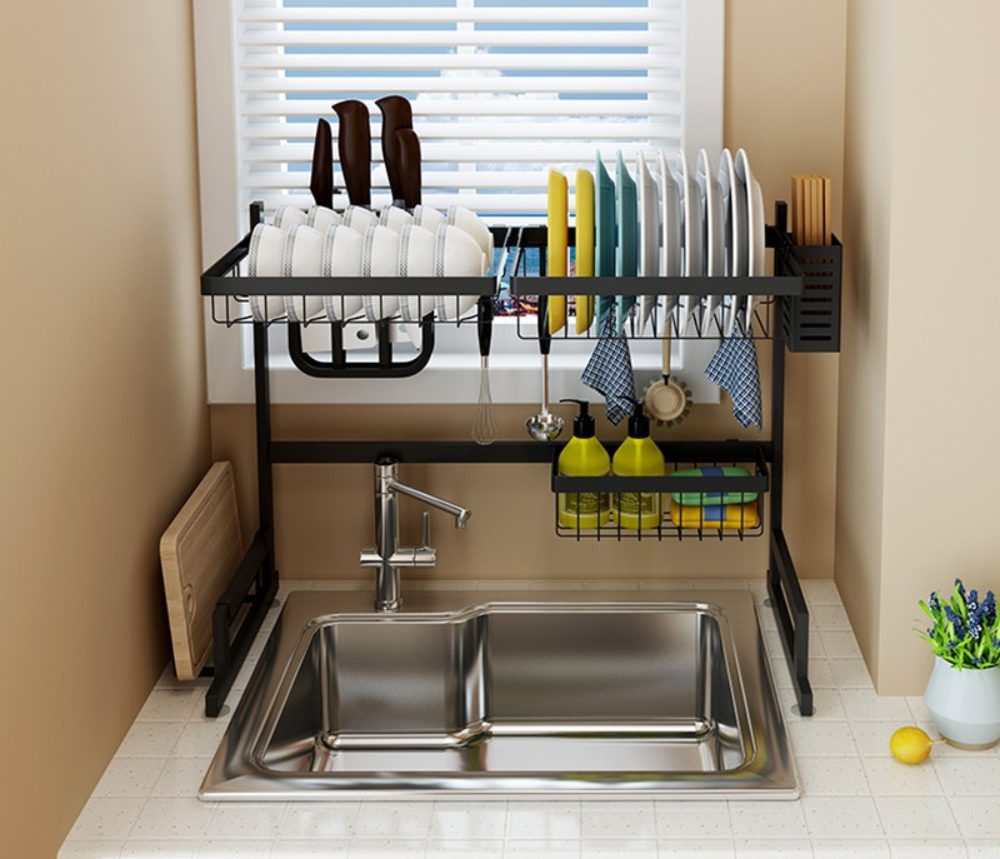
[200,188,842,720]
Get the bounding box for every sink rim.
[201,587,798,800]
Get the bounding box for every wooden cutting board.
[160,462,243,680]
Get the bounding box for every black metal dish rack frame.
[198,199,842,718]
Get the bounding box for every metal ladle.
[526,297,565,441]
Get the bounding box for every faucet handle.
[421,510,431,548]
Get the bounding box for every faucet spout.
[390,480,471,529]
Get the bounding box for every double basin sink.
[202,587,795,798]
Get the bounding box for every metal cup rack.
[198,199,843,718]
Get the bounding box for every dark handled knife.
[332,100,371,207]
[375,95,413,207]
[396,128,422,209]
[309,118,333,209]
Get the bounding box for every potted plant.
[919,579,1000,749]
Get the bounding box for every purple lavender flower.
[955,578,967,599]
[983,591,996,625]
[944,606,966,636]
[969,613,983,641]
[929,591,941,613]
[967,589,979,614]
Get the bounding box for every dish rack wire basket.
[552,442,768,541]
[201,202,843,367]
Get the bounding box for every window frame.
[193,0,725,405]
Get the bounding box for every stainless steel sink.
[201,588,796,799]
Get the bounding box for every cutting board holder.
[198,199,843,719]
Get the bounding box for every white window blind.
[237,0,698,221]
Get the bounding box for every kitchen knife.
[396,128,422,208]
[376,95,413,207]
[309,118,333,209]
[333,99,371,207]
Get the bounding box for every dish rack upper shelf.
[201,201,841,354]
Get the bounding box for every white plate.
[283,223,326,322]
[733,149,757,335]
[320,224,364,321]
[380,205,414,234]
[360,224,402,321]
[306,205,342,233]
[447,205,495,263]
[636,151,660,335]
[433,224,487,321]
[272,205,308,230]
[658,149,682,336]
[748,177,766,332]
[697,149,725,336]
[246,223,289,322]
[397,223,437,322]
[343,205,380,234]
[723,149,750,335]
[717,148,736,330]
[677,149,704,336]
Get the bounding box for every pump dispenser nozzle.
[559,398,596,438]
[624,397,650,438]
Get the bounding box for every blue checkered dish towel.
[705,319,763,429]
[582,306,635,425]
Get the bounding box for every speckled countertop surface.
[60,579,1000,858]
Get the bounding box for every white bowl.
[361,224,402,320]
[343,205,379,234]
[247,223,290,321]
[273,205,308,230]
[433,224,487,321]
[320,225,365,321]
[412,205,448,233]
[284,224,326,322]
[397,224,437,322]
[307,205,342,233]
[447,205,494,263]
[380,205,415,234]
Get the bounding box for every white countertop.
[60,579,1000,858]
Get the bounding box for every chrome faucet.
[360,458,471,612]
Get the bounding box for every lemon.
[890,726,933,765]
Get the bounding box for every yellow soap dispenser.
[612,401,665,530]
[557,399,611,529]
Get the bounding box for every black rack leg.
[205,322,279,717]
[766,295,813,716]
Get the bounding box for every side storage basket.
[776,234,843,353]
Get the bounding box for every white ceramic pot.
[925,656,1000,749]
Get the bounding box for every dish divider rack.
[199,199,842,718]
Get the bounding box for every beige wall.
[836,0,895,688]
[838,0,1000,693]
[0,4,208,857]
[210,0,847,586]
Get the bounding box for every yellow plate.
[547,169,568,334]
[574,168,595,333]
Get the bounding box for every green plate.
[671,466,760,506]
[615,151,638,334]
[595,152,616,329]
